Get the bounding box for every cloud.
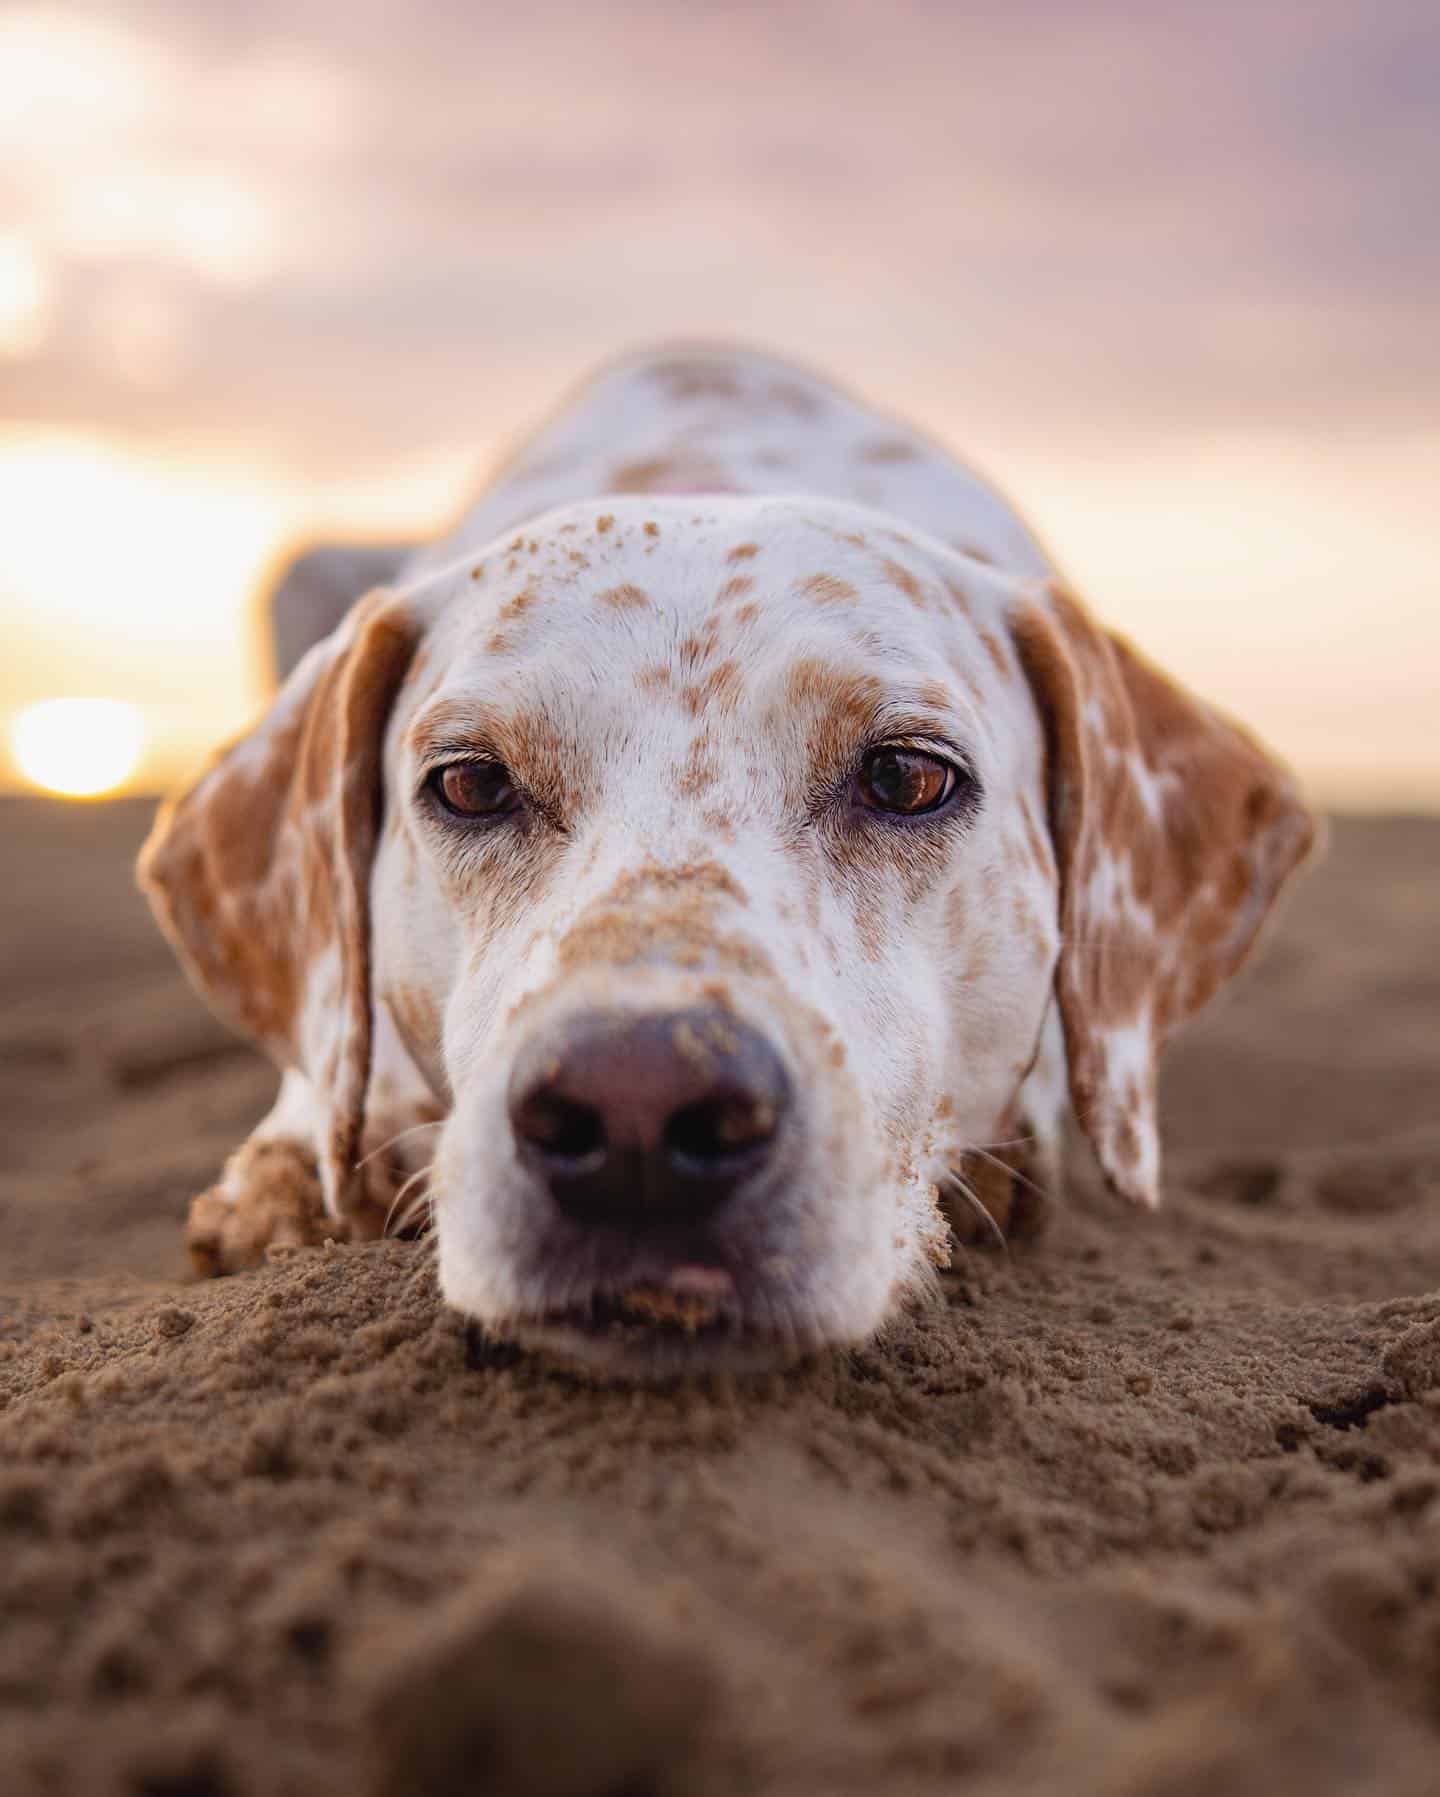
[0,0,1435,471]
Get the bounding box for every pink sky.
[2,0,1437,803]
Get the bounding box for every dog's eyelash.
[808,738,983,825]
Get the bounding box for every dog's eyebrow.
[407,698,506,763]
[781,660,975,750]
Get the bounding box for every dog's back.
[414,344,1055,582]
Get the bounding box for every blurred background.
[2,0,1436,807]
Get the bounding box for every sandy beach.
[2,796,1437,1796]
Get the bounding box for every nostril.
[665,1088,779,1173]
[514,1092,607,1168]
[508,1006,792,1226]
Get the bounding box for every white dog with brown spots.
[139,346,1316,1374]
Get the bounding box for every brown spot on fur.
[734,602,760,627]
[682,660,742,719]
[557,908,773,981]
[726,542,760,563]
[610,457,678,492]
[596,513,614,533]
[784,658,884,725]
[674,737,719,796]
[649,359,745,403]
[554,860,764,985]
[976,626,1012,679]
[496,586,539,626]
[879,556,926,608]
[856,900,886,964]
[599,583,650,610]
[644,521,660,538]
[715,574,754,606]
[679,629,721,673]
[635,663,673,693]
[702,807,736,842]
[602,859,747,909]
[859,437,918,464]
[768,379,821,416]
[799,573,859,606]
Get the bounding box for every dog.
[139,345,1316,1373]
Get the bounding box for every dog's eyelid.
[413,737,506,771]
[860,728,983,790]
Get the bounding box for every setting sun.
[10,696,146,798]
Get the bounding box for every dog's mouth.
[500,1263,809,1375]
[592,1279,731,1333]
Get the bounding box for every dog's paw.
[187,1139,341,1277]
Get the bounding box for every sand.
[1,797,1437,1796]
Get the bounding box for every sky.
[2,0,1437,804]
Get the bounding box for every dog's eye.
[857,746,957,816]
[428,760,521,818]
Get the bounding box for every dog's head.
[141,497,1315,1371]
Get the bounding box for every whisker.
[974,1131,1037,1151]
[391,1188,435,1238]
[966,1143,1052,1207]
[939,1170,1009,1256]
[385,1162,435,1237]
[357,1119,445,1174]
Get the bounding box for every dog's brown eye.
[857,747,957,815]
[431,760,520,818]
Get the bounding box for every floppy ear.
[1010,583,1318,1208]
[138,590,420,1220]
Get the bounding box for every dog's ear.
[1009,583,1317,1207]
[138,590,420,1219]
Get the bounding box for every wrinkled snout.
[507,1006,791,1230]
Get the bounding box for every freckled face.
[368,496,1060,1368]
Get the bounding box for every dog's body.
[141,346,1315,1373]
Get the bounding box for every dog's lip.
[505,1259,820,1370]
[541,1262,741,1336]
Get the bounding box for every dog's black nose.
[507,1007,790,1228]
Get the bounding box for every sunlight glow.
[57,166,275,286]
[0,10,161,147]
[11,697,146,798]
[0,429,468,790]
[0,233,52,356]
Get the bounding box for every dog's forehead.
[401,495,1028,769]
